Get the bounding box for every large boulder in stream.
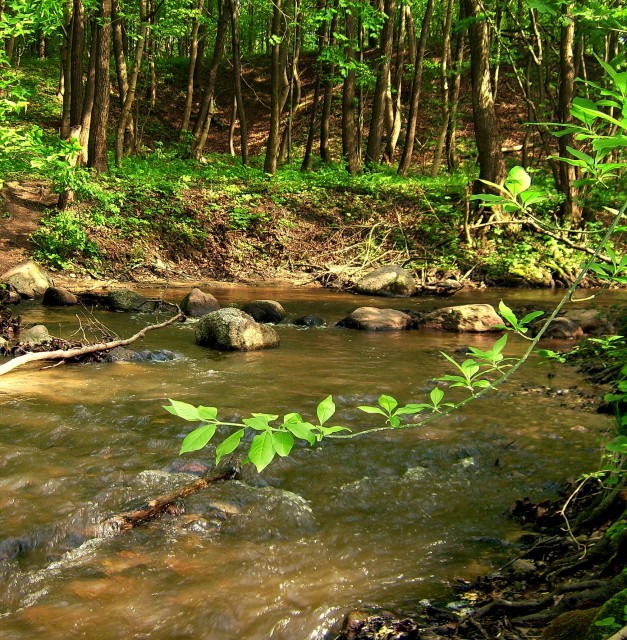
[195,308,279,351]
[336,307,412,331]
[417,304,503,332]
[354,265,416,297]
[107,289,157,312]
[1,261,50,298]
[179,288,220,317]
[43,286,78,306]
[241,299,286,323]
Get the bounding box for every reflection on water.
[0,286,617,639]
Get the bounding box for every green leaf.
[317,395,335,426]
[243,415,274,431]
[215,428,245,464]
[378,394,398,413]
[504,166,532,197]
[395,404,430,415]
[498,301,518,328]
[520,311,544,325]
[472,379,492,389]
[165,399,200,422]
[286,421,316,445]
[525,0,557,15]
[358,405,388,416]
[389,416,401,427]
[180,424,216,454]
[272,431,295,457]
[319,425,352,435]
[248,432,276,472]
[197,406,218,421]
[430,387,444,406]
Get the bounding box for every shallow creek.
[0,286,618,639]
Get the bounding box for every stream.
[0,286,618,639]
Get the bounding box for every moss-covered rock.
[585,589,627,640]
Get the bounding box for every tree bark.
[60,4,73,139]
[228,0,248,164]
[397,0,434,175]
[342,6,360,174]
[319,2,338,163]
[301,0,330,171]
[88,0,112,174]
[556,3,581,225]
[365,0,396,165]
[180,0,205,137]
[191,0,228,160]
[70,0,85,128]
[114,0,148,167]
[463,0,505,189]
[430,0,454,177]
[78,18,97,165]
[263,0,284,174]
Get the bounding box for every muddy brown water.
[0,287,620,639]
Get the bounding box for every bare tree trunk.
[87,0,112,173]
[194,22,207,86]
[342,6,360,174]
[191,0,228,160]
[430,0,454,177]
[263,0,283,174]
[70,0,85,128]
[365,0,396,165]
[556,3,581,225]
[319,3,338,163]
[180,0,204,137]
[78,18,97,165]
[228,0,248,164]
[463,0,505,189]
[301,0,330,171]
[382,3,407,164]
[279,0,302,164]
[397,0,434,175]
[60,5,73,139]
[114,0,148,167]
[446,27,464,172]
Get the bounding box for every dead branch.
[98,464,239,535]
[0,311,185,377]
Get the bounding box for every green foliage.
[165,396,350,473]
[32,209,100,270]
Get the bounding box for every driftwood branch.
[98,464,239,535]
[0,311,184,377]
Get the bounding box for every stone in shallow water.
[195,308,279,351]
[179,288,220,317]
[336,307,412,331]
[241,299,286,323]
[354,265,416,297]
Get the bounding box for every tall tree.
[397,0,434,176]
[264,0,283,174]
[228,0,248,164]
[463,0,505,189]
[342,1,360,174]
[365,0,396,165]
[88,0,112,173]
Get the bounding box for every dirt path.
[0,181,56,275]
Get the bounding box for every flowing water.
[0,286,619,639]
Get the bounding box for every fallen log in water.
[0,311,185,376]
[98,464,239,535]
